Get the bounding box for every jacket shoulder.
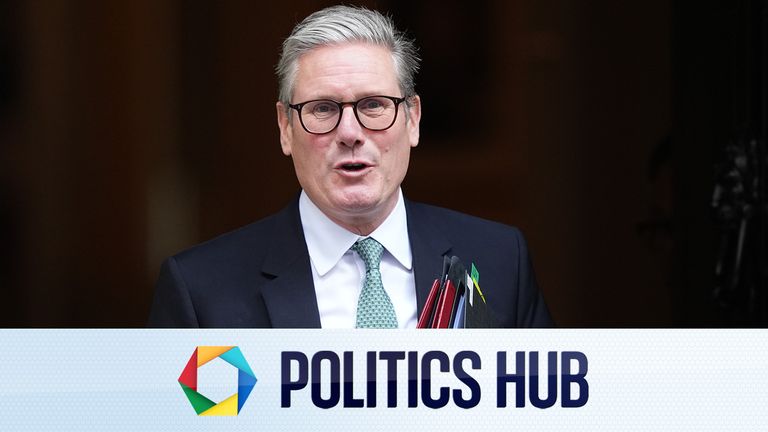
[407,201,525,245]
[172,202,299,267]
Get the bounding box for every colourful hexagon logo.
[178,346,257,416]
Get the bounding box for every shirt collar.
[368,190,412,271]
[299,189,412,276]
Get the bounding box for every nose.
[336,104,364,148]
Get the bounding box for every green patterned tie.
[352,238,398,328]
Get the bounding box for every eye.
[309,101,339,118]
[359,97,385,111]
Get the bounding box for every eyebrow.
[302,92,396,102]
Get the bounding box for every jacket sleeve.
[147,257,200,328]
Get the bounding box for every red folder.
[432,279,457,328]
[416,279,441,328]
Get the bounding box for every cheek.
[294,141,333,176]
[383,143,411,179]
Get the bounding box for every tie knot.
[352,237,383,270]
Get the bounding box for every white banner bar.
[0,329,766,431]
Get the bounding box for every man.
[148,5,552,328]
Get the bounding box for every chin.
[332,191,383,214]
[335,198,379,214]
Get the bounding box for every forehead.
[293,42,400,101]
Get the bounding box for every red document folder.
[432,279,457,328]
[416,279,441,328]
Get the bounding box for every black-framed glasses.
[288,95,407,135]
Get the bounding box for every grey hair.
[276,5,420,107]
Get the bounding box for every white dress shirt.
[298,189,417,328]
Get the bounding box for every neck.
[301,189,401,237]
[327,213,386,237]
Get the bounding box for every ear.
[406,95,421,148]
[276,101,293,156]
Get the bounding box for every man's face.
[276,43,421,232]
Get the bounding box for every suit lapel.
[259,199,322,328]
[405,200,452,318]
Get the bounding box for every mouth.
[336,161,373,173]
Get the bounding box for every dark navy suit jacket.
[148,198,553,328]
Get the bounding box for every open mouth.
[340,163,369,172]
